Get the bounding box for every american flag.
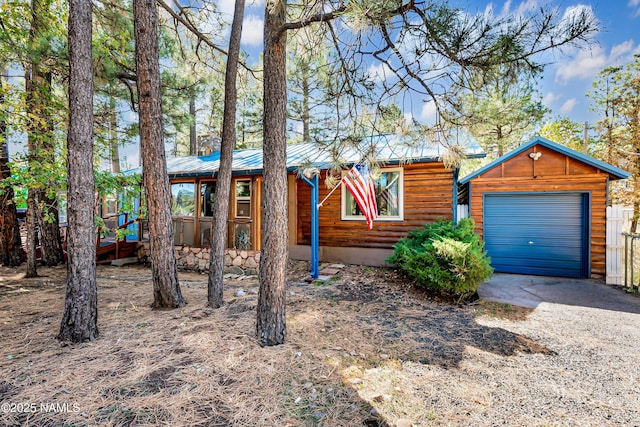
[379,174,399,212]
[344,163,378,229]
[380,186,398,211]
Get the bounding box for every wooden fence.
[456,204,469,223]
[606,205,635,286]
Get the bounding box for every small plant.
[387,218,493,300]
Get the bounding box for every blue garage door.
[483,193,589,278]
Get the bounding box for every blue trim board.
[460,136,631,184]
[582,192,592,278]
[452,167,459,223]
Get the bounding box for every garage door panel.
[485,226,582,245]
[487,248,582,263]
[483,193,588,278]
[485,243,583,260]
[489,262,582,277]
[484,235,584,248]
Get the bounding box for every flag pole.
[317,162,359,208]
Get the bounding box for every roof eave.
[460,136,631,184]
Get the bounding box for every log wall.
[296,162,455,249]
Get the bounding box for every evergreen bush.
[387,218,493,300]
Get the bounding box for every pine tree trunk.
[58,0,98,342]
[208,0,245,308]
[301,62,310,142]
[0,69,24,267]
[38,71,63,267]
[134,0,186,308]
[256,0,288,346]
[27,3,63,267]
[25,190,38,278]
[38,189,63,266]
[0,188,23,267]
[109,92,121,173]
[189,97,197,155]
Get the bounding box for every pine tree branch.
[156,0,258,78]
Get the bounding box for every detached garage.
[460,136,630,279]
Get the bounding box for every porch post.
[300,173,319,278]
[452,167,459,224]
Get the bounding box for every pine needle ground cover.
[1,263,638,426]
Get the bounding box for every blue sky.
[218,0,640,129]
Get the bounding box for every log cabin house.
[141,132,485,269]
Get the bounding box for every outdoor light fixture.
[529,151,542,161]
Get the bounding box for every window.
[171,182,195,216]
[342,167,403,221]
[235,179,251,218]
[200,181,217,217]
[102,194,117,217]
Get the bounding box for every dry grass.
[470,300,533,322]
[0,262,550,426]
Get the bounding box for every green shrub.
[387,218,493,300]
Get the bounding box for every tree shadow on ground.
[331,276,554,369]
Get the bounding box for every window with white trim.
[342,167,403,221]
[235,179,251,218]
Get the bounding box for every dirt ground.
[0,261,543,426]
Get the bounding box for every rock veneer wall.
[137,243,260,276]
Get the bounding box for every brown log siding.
[297,162,454,248]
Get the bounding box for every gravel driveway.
[382,302,640,426]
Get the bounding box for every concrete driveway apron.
[479,273,640,314]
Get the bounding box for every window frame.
[170,181,196,217]
[341,166,404,222]
[234,179,252,218]
[199,180,217,217]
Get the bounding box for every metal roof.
[126,131,485,178]
[460,136,631,183]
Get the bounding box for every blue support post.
[452,167,460,225]
[301,174,319,278]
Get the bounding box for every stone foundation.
[137,243,260,276]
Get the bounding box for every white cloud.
[247,0,264,8]
[610,39,636,59]
[554,40,637,84]
[555,46,606,82]
[498,0,511,16]
[217,0,264,19]
[494,0,540,18]
[542,91,560,107]
[562,4,595,23]
[217,0,236,17]
[403,112,413,122]
[366,63,391,83]
[420,101,437,124]
[513,0,539,16]
[559,98,578,114]
[241,15,264,46]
